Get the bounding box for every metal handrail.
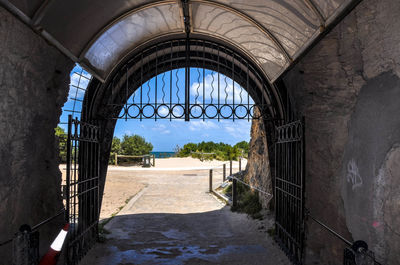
[0,208,65,247]
[306,209,383,265]
[0,238,12,247]
[228,175,273,197]
[306,210,352,246]
[32,208,65,231]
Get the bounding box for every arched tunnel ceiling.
[2,0,358,82]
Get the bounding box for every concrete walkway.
[80,170,290,265]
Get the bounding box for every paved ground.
[80,169,290,265]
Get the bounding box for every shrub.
[178,141,248,161]
[55,126,67,163]
[120,134,153,155]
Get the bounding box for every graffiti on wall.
[346,159,363,190]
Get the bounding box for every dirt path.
[80,169,290,265]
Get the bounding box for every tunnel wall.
[282,0,400,264]
[0,7,72,262]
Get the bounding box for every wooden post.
[230,160,232,176]
[209,169,213,192]
[223,164,226,182]
[239,157,241,171]
[232,178,237,208]
[152,154,155,167]
[115,153,118,166]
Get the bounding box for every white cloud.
[190,73,254,104]
[188,120,218,131]
[221,120,251,139]
[70,72,90,88]
[68,71,91,99]
[152,124,171,134]
[158,106,169,116]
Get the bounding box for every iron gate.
[65,115,100,264]
[275,118,305,264]
[105,39,276,122]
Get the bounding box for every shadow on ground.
[80,207,290,265]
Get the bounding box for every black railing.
[207,160,238,201]
[306,210,383,265]
[207,159,273,208]
[0,208,65,265]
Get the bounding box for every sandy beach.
[60,157,247,220]
[109,157,247,170]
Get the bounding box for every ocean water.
[151,151,176,158]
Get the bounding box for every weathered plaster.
[282,0,400,264]
[0,6,73,263]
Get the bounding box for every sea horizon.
[150,151,176,158]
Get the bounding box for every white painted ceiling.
[3,0,356,82]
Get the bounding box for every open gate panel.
[275,118,305,264]
[66,116,100,265]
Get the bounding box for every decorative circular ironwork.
[156,104,170,118]
[190,104,203,118]
[82,126,88,139]
[220,104,233,119]
[276,120,303,142]
[249,105,261,119]
[171,104,185,118]
[88,126,93,139]
[296,123,302,138]
[118,106,127,118]
[142,104,155,118]
[127,104,140,118]
[204,104,218,119]
[234,104,248,119]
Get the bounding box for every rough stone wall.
[0,7,72,263]
[244,108,272,208]
[282,0,400,264]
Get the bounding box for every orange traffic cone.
[39,223,69,265]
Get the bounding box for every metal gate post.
[232,178,237,208]
[12,226,39,265]
[209,169,213,192]
[223,164,226,182]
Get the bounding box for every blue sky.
[59,65,253,151]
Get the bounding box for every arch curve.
[84,38,287,123]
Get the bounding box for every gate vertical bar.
[185,34,190,121]
[66,115,72,223]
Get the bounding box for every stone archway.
[64,36,298,263]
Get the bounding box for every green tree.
[121,134,153,155]
[178,141,245,161]
[178,143,198,157]
[109,137,122,164]
[234,141,249,157]
[111,137,122,154]
[55,126,67,163]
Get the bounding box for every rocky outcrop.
[0,7,72,263]
[244,107,272,208]
[283,0,400,263]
